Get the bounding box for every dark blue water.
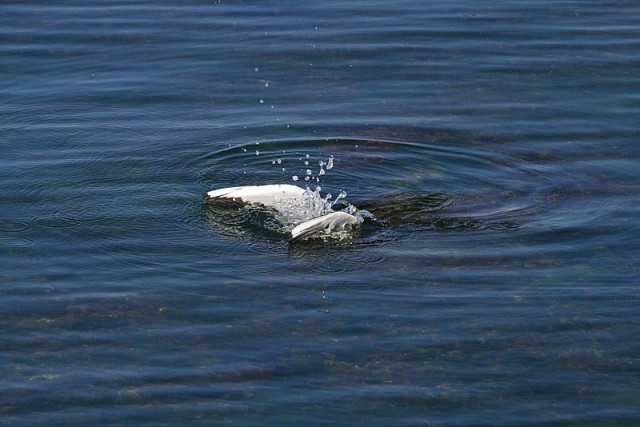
[2,1,639,425]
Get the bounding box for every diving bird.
[203,184,359,242]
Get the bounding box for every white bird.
[203,184,359,242]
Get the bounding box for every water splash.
[326,155,334,170]
[276,155,368,234]
[218,151,368,238]
[271,185,366,233]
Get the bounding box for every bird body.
[203,184,360,242]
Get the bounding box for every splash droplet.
[327,155,334,170]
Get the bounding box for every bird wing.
[203,184,305,206]
[290,211,358,242]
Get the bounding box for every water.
[2,1,639,425]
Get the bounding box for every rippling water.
[2,1,639,425]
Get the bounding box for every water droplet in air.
[259,99,264,104]
[277,159,282,164]
[255,150,260,155]
[327,155,334,170]
[292,175,299,181]
[304,161,309,166]
[306,169,312,176]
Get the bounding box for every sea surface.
[2,1,639,425]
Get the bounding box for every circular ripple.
[0,220,30,233]
[289,241,389,276]
[192,130,581,246]
[0,237,36,248]
[35,216,83,228]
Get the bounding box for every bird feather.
[203,184,305,206]
[290,211,358,242]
